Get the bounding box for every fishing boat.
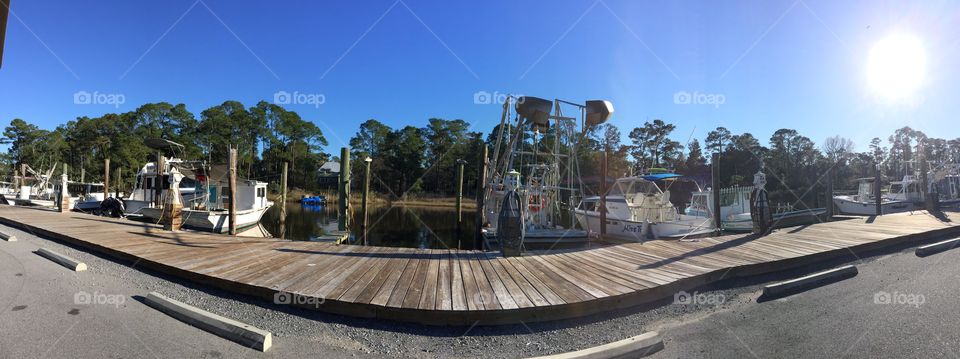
[686,175,826,232]
[480,96,609,250]
[574,171,716,241]
[72,182,113,211]
[833,176,917,215]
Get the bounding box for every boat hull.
[140,205,272,233]
[833,197,915,215]
[574,210,714,241]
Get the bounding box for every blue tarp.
[641,173,683,181]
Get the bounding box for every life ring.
[528,195,544,212]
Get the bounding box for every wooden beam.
[228,147,237,235]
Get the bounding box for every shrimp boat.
[574,171,716,241]
[131,139,273,233]
[480,96,612,250]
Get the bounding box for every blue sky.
[1,0,957,154]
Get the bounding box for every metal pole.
[712,152,722,230]
[228,147,238,235]
[600,150,608,236]
[103,158,110,200]
[362,157,371,245]
[338,147,350,232]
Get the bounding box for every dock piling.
[712,153,722,231]
[104,158,110,200]
[280,161,288,239]
[475,145,488,250]
[338,147,351,233]
[362,156,371,245]
[825,165,834,219]
[228,147,237,236]
[58,163,69,213]
[874,163,882,216]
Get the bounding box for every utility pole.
[228,147,238,235]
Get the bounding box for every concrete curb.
[35,248,86,271]
[916,237,960,257]
[761,265,857,299]
[527,331,663,359]
[0,231,15,241]
[145,292,272,352]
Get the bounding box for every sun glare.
[867,33,927,102]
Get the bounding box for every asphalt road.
[2,216,959,359]
[649,237,960,358]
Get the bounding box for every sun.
[867,33,926,102]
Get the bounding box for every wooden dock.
[0,205,957,325]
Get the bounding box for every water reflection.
[261,203,479,249]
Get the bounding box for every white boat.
[574,172,716,241]
[123,158,202,215]
[71,182,123,211]
[686,184,826,232]
[833,176,917,215]
[137,160,273,233]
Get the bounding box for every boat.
[686,173,826,232]
[300,195,326,205]
[131,139,274,233]
[480,96,608,250]
[833,176,917,215]
[574,171,716,241]
[71,182,123,211]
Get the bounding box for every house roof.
[319,161,340,173]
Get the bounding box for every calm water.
[261,202,479,249]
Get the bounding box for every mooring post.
[338,147,351,232]
[874,163,882,216]
[825,165,834,220]
[155,152,164,206]
[228,147,238,235]
[115,167,121,198]
[280,161,288,236]
[600,150,608,236]
[59,163,69,213]
[163,168,183,231]
[712,152,722,231]
[474,145,488,250]
[80,167,85,184]
[20,163,25,194]
[919,141,933,211]
[103,158,110,200]
[362,156,372,245]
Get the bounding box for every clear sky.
[1,0,957,154]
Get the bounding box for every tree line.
[6,102,959,205]
[2,101,327,192]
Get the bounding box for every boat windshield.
[608,178,660,197]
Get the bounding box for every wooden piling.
[59,163,69,213]
[825,165,834,219]
[103,158,110,200]
[600,150,608,236]
[228,147,238,236]
[474,145,488,250]
[280,161,288,233]
[712,153,722,230]
[362,157,371,245]
[456,159,465,223]
[115,167,121,198]
[874,164,882,216]
[338,147,350,232]
[155,152,164,206]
